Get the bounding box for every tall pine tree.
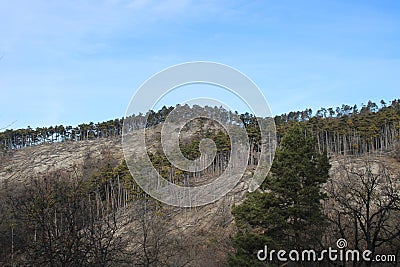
[229,124,330,266]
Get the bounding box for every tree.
[325,158,400,267]
[229,124,330,266]
[126,197,179,266]
[0,169,127,266]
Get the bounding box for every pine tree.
[229,124,330,266]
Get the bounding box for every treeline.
[275,99,400,155]
[0,119,124,150]
[1,99,400,157]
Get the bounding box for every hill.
[0,100,399,266]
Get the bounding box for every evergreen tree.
[229,124,330,266]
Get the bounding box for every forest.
[0,99,399,266]
[1,99,400,156]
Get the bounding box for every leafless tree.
[0,170,128,266]
[124,196,192,267]
[325,157,400,266]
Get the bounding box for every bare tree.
[1,170,127,266]
[325,157,400,266]
[125,196,191,267]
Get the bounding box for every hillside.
[0,101,399,266]
[1,129,399,266]
[0,122,255,266]
[0,137,122,184]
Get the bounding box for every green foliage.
[179,129,231,160]
[228,228,273,267]
[146,128,231,184]
[230,124,330,265]
[90,159,147,204]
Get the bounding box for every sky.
[0,0,399,129]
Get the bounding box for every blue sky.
[0,0,399,129]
